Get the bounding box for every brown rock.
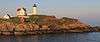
[16,24,26,31]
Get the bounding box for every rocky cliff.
[0,15,92,35]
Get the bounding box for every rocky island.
[0,15,93,35]
[0,4,96,35]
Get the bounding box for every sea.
[0,32,100,42]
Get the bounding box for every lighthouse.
[32,4,37,15]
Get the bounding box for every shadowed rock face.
[0,15,92,35]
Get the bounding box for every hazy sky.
[0,0,100,26]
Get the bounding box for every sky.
[0,0,100,26]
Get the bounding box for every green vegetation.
[27,15,39,23]
[0,17,20,24]
[26,15,44,24]
[7,17,20,23]
[0,15,78,25]
[0,18,6,23]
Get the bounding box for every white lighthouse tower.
[32,4,37,15]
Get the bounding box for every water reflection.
[0,32,100,42]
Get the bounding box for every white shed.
[3,14,10,19]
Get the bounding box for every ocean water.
[0,32,100,42]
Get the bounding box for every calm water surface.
[0,32,100,42]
